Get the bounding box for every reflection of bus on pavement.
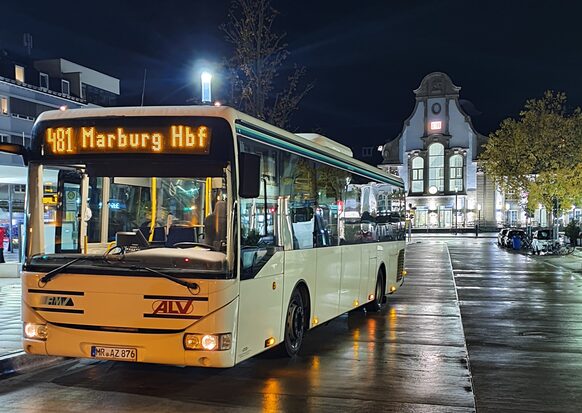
[1,106,405,368]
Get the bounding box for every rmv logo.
[152,300,194,315]
[42,296,74,306]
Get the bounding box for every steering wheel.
[172,242,217,251]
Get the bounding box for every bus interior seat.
[166,225,197,247]
[137,226,166,244]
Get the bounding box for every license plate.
[91,346,137,361]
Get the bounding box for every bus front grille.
[396,249,405,282]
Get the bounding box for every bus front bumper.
[22,298,239,368]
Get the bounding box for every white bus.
[1,106,405,368]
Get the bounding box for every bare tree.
[221,0,313,129]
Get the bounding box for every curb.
[0,351,65,378]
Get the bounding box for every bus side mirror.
[239,152,260,198]
[0,143,29,165]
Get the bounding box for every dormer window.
[39,73,49,90]
[15,65,25,83]
[62,79,70,96]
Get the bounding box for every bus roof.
[35,106,403,187]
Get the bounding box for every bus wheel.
[366,273,384,312]
[283,289,305,357]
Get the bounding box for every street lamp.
[454,187,458,234]
[201,71,212,104]
[505,202,510,226]
[477,203,482,237]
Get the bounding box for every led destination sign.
[44,124,211,155]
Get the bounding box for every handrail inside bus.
[149,177,157,242]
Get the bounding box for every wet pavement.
[0,279,21,356]
[0,241,475,412]
[445,237,582,412]
[1,237,581,412]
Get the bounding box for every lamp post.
[201,71,212,104]
[428,185,438,230]
[454,187,458,234]
[505,202,510,227]
[477,203,481,237]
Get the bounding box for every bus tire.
[366,272,385,312]
[282,289,306,357]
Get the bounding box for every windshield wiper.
[37,256,199,292]
[39,255,115,285]
[140,267,200,291]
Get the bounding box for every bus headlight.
[184,333,231,351]
[24,323,48,340]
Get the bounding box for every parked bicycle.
[554,244,575,255]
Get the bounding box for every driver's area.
[26,159,232,274]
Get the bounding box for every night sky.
[2,0,582,149]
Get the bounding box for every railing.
[11,113,35,121]
[0,75,86,104]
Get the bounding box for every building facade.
[380,72,497,230]
[0,50,119,254]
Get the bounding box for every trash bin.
[512,235,522,250]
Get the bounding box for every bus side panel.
[281,249,317,336]
[339,245,361,312]
[235,252,284,363]
[314,247,341,324]
[359,245,371,304]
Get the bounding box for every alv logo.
[152,300,194,315]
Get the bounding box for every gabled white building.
[380,72,498,229]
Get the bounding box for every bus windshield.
[25,160,232,278]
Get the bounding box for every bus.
[0,106,406,368]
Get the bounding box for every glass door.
[439,207,452,228]
[56,171,82,253]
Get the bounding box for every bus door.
[55,170,82,253]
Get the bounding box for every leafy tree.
[221,0,313,129]
[481,91,582,213]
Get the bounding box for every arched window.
[428,143,444,192]
[410,156,424,193]
[449,154,464,191]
